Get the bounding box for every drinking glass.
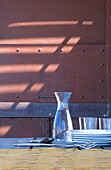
[79,117,97,130]
[99,118,111,130]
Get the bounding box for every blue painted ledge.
[0,102,110,118]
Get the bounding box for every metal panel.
[0,0,108,138]
[0,118,49,138]
[0,0,105,44]
[0,45,106,103]
[0,0,106,103]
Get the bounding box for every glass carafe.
[53,92,73,140]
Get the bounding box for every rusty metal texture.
[107,0,111,102]
[0,0,106,103]
[0,45,106,103]
[0,0,105,44]
[0,118,49,138]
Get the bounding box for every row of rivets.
[100,43,105,97]
[15,95,104,99]
[15,48,105,53]
[16,48,43,52]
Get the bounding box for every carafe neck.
[54,92,71,110]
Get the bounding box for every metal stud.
[15,95,19,98]
[80,96,84,99]
[82,49,85,52]
[100,63,104,66]
[100,49,104,52]
[38,48,42,52]
[100,79,104,82]
[100,96,104,99]
[109,24,111,28]
[16,48,20,52]
[60,49,63,52]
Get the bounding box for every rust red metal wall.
[0,0,106,103]
[0,118,49,138]
[0,0,110,137]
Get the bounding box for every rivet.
[109,24,111,28]
[100,63,104,66]
[49,113,52,116]
[80,96,84,99]
[16,48,20,52]
[109,0,111,3]
[60,49,63,52]
[38,48,42,52]
[15,95,19,98]
[109,49,111,52]
[82,49,85,52]
[100,49,104,52]
[100,79,104,82]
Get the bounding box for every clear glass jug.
[53,92,73,140]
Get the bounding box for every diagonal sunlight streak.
[0,84,29,93]
[0,83,44,93]
[0,64,61,74]
[29,83,44,92]
[44,64,60,72]
[67,37,81,44]
[0,37,66,45]
[82,21,93,25]
[0,125,12,137]
[0,64,44,73]
[0,37,81,45]
[8,21,79,27]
